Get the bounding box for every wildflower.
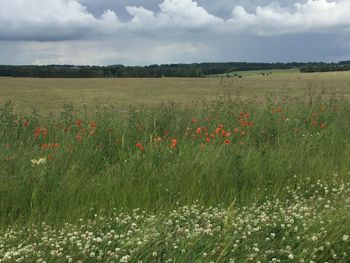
[136,143,145,152]
[249,121,254,127]
[75,133,83,143]
[76,119,82,128]
[42,128,48,139]
[34,127,41,139]
[170,139,177,149]
[320,123,327,129]
[234,128,239,133]
[312,120,318,126]
[224,139,230,145]
[23,119,29,127]
[31,157,46,166]
[206,137,210,143]
[343,235,349,241]
[196,127,201,135]
[90,121,97,129]
[191,118,198,124]
[153,136,163,142]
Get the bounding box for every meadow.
[1,72,350,262]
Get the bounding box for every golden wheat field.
[1,70,350,113]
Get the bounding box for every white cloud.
[227,0,350,35]
[0,0,119,40]
[1,0,350,41]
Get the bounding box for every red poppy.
[320,123,327,129]
[234,128,239,133]
[224,139,230,145]
[42,128,48,139]
[135,143,145,152]
[76,119,82,128]
[196,127,201,135]
[34,127,41,139]
[191,118,198,124]
[75,133,83,143]
[170,138,177,148]
[205,137,210,143]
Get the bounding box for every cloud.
[1,0,350,65]
[1,0,350,41]
[227,0,350,35]
[0,0,120,41]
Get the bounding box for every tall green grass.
[0,93,350,227]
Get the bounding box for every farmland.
[1,70,350,113]
[1,71,350,262]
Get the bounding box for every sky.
[0,0,350,65]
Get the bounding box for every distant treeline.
[0,62,303,78]
[0,61,349,78]
[300,61,350,73]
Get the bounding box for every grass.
[0,75,350,262]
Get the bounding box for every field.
[1,70,350,113]
[1,71,350,262]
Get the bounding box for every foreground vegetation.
[1,91,350,262]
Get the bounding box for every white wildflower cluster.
[31,157,46,166]
[0,176,349,262]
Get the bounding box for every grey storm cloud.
[0,0,350,65]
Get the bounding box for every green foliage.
[0,62,303,78]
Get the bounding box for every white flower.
[343,235,349,241]
[31,157,46,166]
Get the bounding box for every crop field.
[1,70,350,113]
[1,72,350,262]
